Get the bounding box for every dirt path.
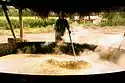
[0,28,125,49]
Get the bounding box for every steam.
[117,54,125,68]
[79,47,125,70]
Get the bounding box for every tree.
[0,7,4,16]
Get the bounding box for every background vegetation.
[1,7,125,35]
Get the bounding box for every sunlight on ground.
[0,27,125,49]
[64,29,124,49]
[99,34,123,47]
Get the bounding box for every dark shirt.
[55,18,69,33]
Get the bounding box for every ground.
[1,25,125,49]
[1,25,125,75]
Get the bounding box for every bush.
[23,18,56,28]
[0,17,56,30]
[0,7,34,16]
[99,12,125,26]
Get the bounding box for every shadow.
[16,42,97,56]
[0,41,97,56]
[0,43,17,57]
[0,71,125,83]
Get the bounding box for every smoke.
[117,54,125,68]
[79,46,125,70]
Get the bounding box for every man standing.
[55,11,71,43]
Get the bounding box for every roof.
[1,0,125,17]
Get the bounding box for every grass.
[1,16,125,36]
[0,16,62,20]
[0,16,56,30]
[0,26,54,36]
[1,25,125,36]
[0,16,45,20]
[0,16,56,35]
[23,26,54,33]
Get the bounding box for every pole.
[2,5,16,39]
[19,8,23,41]
[68,31,77,61]
[119,33,125,50]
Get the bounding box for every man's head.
[59,11,65,19]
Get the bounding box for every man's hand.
[68,30,71,34]
[54,27,56,31]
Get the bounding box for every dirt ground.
[0,26,125,49]
[1,26,125,75]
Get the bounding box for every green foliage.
[0,8,4,16]
[8,8,19,16]
[0,18,19,29]
[1,7,125,27]
[0,7,34,16]
[0,17,56,30]
[99,12,125,26]
[23,18,56,28]
[22,8,33,16]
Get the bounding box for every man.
[54,11,71,43]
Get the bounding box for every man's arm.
[54,19,59,30]
[65,19,71,33]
